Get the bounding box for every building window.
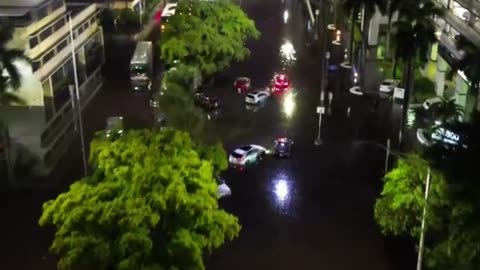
[51,65,72,110]
[57,39,67,51]
[36,7,48,20]
[42,79,55,121]
[43,50,55,64]
[51,0,63,11]
[29,36,39,49]
[32,61,41,72]
[39,27,53,41]
[53,17,66,31]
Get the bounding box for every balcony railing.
[40,66,103,148]
[33,15,100,81]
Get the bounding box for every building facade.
[367,0,480,119]
[0,0,105,177]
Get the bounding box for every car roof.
[239,145,252,151]
[236,77,250,81]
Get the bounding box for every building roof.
[0,0,49,8]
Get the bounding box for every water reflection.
[268,170,297,216]
[283,10,289,24]
[280,39,296,67]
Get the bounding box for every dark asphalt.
[0,0,417,269]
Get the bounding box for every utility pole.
[69,14,88,176]
[315,0,328,145]
[417,167,431,270]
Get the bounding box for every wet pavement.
[0,0,417,269]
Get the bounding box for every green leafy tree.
[421,114,480,269]
[159,0,260,76]
[156,64,207,136]
[374,154,450,238]
[39,129,239,270]
[0,21,30,105]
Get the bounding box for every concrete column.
[435,56,448,97]
[368,16,380,46]
[455,74,469,109]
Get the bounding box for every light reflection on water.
[267,170,298,217]
[280,39,296,68]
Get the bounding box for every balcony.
[27,3,98,59]
[434,0,480,47]
[33,12,100,81]
[455,0,480,17]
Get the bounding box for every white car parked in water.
[228,144,266,168]
[245,90,270,105]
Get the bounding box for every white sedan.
[245,90,270,105]
[228,144,266,168]
[379,79,399,93]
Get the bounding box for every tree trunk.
[385,16,392,60]
[349,10,356,65]
[392,53,398,79]
[360,6,369,92]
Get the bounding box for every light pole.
[68,13,88,176]
[139,0,144,26]
[417,167,431,270]
[353,139,431,270]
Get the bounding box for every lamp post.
[353,139,431,270]
[68,13,88,176]
[139,0,144,26]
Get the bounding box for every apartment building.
[0,0,105,177]
[430,0,480,117]
[66,0,146,11]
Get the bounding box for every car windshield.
[231,152,244,158]
[382,82,391,85]
[246,94,255,99]
[239,145,252,151]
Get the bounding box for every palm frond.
[2,59,21,89]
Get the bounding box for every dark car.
[274,137,293,157]
[194,92,219,111]
[234,77,251,93]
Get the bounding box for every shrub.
[413,77,436,103]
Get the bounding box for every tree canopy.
[39,129,239,270]
[374,154,450,238]
[0,21,29,105]
[159,0,260,76]
[375,153,480,269]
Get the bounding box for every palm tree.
[0,21,31,183]
[0,21,30,105]
[384,0,405,59]
[453,36,480,114]
[392,0,443,142]
[431,97,464,124]
[343,0,386,90]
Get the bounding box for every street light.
[353,139,431,270]
[68,13,88,176]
